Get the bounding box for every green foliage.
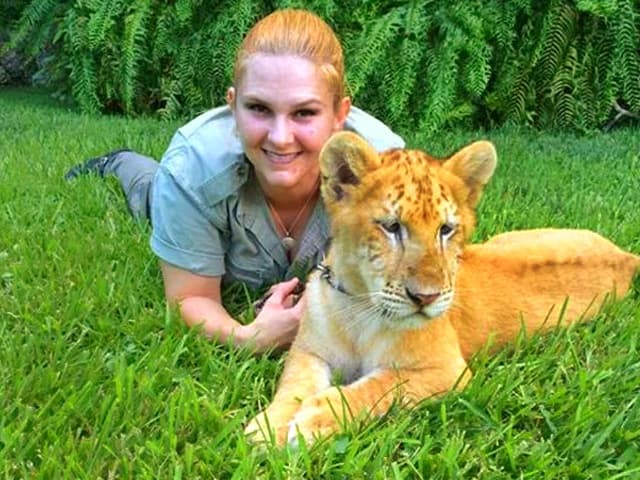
[491,0,640,131]
[5,0,640,132]
[3,0,57,46]
[0,0,30,38]
[121,1,152,113]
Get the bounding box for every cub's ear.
[443,140,497,208]
[319,131,380,203]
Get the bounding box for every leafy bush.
[5,0,640,132]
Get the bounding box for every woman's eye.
[295,109,318,118]
[247,103,268,114]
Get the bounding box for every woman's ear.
[333,96,351,131]
[226,87,236,111]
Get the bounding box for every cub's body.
[303,228,638,377]
[455,229,638,358]
[246,132,639,446]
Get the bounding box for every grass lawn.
[1,87,639,478]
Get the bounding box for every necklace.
[266,177,320,252]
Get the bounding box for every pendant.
[282,236,296,251]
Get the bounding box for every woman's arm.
[160,261,302,352]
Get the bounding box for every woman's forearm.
[172,278,303,352]
[178,296,258,348]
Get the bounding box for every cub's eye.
[381,220,401,235]
[439,223,456,239]
[376,218,405,246]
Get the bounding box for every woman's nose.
[267,116,294,145]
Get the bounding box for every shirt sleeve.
[344,106,405,151]
[149,147,228,277]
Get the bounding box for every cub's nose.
[405,288,440,307]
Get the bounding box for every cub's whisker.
[339,304,385,332]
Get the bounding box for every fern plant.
[120,2,150,113]
[4,0,61,55]
[5,0,640,133]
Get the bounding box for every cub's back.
[450,229,639,359]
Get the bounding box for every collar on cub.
[314,263,351,296]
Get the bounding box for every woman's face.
[228,53,350,192]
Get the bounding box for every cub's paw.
[287,400,344,447]
[244,411,290,447]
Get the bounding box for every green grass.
[1,87,639,478]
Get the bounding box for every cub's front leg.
[245,347,332,446]
[288,358,472,446]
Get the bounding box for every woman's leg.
[65,150,159,222]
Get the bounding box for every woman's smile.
[262,149,302,164]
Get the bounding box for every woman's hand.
[160,261,304,353]
[253,277,305,312]
[242,278,305,351]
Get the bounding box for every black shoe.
[64,148,132,180]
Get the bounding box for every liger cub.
[245,132,640,447]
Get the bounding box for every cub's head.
[319,131,496,326]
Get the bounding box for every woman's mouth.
[263,149,301,164]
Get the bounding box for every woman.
[66,9,405,352]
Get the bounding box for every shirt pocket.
[224,252,272,289]
[224,227,279,289]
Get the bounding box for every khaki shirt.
[150,105,404,289]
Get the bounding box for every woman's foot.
[64,149,131,180]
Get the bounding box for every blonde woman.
[66,9,404,351]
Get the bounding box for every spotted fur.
[246,132,640,447]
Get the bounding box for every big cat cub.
[246,132,640,447]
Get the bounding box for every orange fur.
[245,132,640,446]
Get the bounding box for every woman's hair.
[233,9,346,105]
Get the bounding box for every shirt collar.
[236,166,330,273]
